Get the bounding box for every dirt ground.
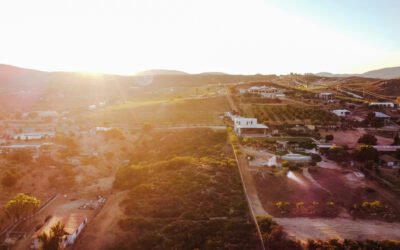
[310,168,398,211]
[242,146,277,167]
[74,191,128,250]
[239,145,400,241]
[254,170,331,216]
[320,128,393,147]
[276,217,400,242]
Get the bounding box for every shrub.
[1,171,17,187]
[357,134,377,145]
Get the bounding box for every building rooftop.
[32,214,87,239]
[379,154,400,163]
[236,124,268,129]
[374,112,390,118]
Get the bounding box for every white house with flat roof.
[22,111,58,119]
[281,153,311,162]
[316,92,334,100]
[374,111,390,118]
[233,116,268,136]
[332,109,350,117]
[13,131,55,140]
[369,102,395,108]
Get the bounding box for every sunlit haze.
[0,0,399,75]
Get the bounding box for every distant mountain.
[135,69,188,76]
[199,72,229,75]
[316,66,400,79]
[362,66,400,79]
[315,72,352,78]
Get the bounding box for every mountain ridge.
[316,66,400,79]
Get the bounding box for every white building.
[374,111,390,119]
[332,109,350,117]
[369,102,395,108]
[22,111,58,119]
[13,131,55,140]
[281,153,312,162]
[241,86,285,99]
[31,214,87,249]
[316,92,334,100]
[233,117,268,136]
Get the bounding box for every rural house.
[233,116,268,136]
[332,109,350,117]
[31,214,87,249]
[316,92,334,100]
[379,155,400,168]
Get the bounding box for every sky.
[0,0,399,75]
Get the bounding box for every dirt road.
[275,217,400,242]
[237,147,268,215]
[74,191,127,250]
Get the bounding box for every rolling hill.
[316,66,400,79]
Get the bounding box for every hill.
[135,69,188,75]
[316,66,400,79]
[362,66,400,79]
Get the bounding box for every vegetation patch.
[112,129,259,249]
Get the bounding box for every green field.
[243,104,338,125]
[77,96,230,125]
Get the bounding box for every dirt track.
[275,217,400,242]
[238,146,400,242]
[74,191,127,250]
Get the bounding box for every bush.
[354,146,379,162]
[1,171,17,187]
[325,134,334,142]
[357,134,377,145]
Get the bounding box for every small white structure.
[95,127,112,132]
[241,86,285,99]
[31,214,87,249]
[13,131,55,140]
[316,92,334,100]
[262,155,277,167]
[379,155,400,168]
[332,109,350,117]
[281,153,311,162]
[88,104,97,110]
[22,111,58,119]
[369,102,395,108]
[233,117,268,136]
[373,145,400,152]
[374,111,390,119]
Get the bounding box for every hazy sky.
[0,0,399,75]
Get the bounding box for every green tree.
[1,171,17,187]
[393,133,400,145]
[4,193,41,221]
[104,128,125,140]
[7,149,32,164]
[395,149,400,160]
[141,124,153,133]
[39,222,67,250]
[357,134,377,145]
[325,134,334,142]
[354,146,379,162]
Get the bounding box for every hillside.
[316,66,400,79]
[362,66,400,79]
[135,69,189,75]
